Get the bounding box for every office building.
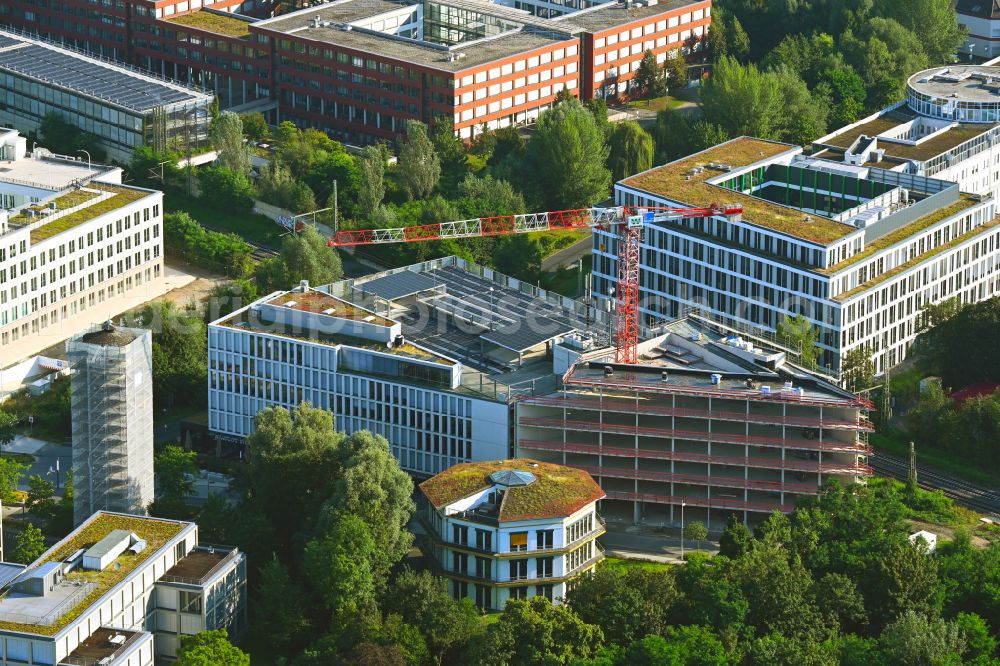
[516,318,874,528]
[206,256,632,474]
[418,458,605,609]
[1,0,710,143]
[0,29,213,162]
[66,322,155,526]
[595,132,1000,374]
[0,511,246,664]
[956,0,1000,62]
[0,128,167,365]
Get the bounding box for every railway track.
[871,451,1000,517]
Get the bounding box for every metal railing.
[158,547,241,586]
[59,630,144,666]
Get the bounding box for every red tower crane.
[328,204,742,364]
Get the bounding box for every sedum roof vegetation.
[29,184,150,243]
[834,215,1000,302]
[166,10,252,38]
[0,514,186,636]
[420,459,605,522]
[819,112,992,163]
[821,195,981,274]
[622,137,854,245]
[273,291,392,324]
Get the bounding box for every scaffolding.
[67,323,154,525]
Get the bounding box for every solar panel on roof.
[355,271,440,301]
[0,42,202,112]
[0,35,24,49]
[480,316,575,352]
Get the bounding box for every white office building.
[595,133,1000,376]
[207,280,510,476]
[0,127,166,364]
[418,459,605,610]
[0,511,246,665]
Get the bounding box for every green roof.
[28,185,151,243]
[818,111,993,163]
[821,195,981,274]
[622,138,854,245]
[420,459,604,522]
[166,10,252,38]
[0,514,186,636]
[834,215,1000,301]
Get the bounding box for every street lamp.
[680,501,686,561]
[76,149,91,174]
[46,458,60,491]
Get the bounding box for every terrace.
[271,291,393,324]
[61,627,145,666]
[621,138,855,244]
[165,10,252,39]
[161,547,239,586]
[0,514,186,636]
[420,459,605,522]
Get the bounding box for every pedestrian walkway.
[600,520,719,564]
[7,434,70,493]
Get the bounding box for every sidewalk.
[600,521,720,564]
[6,434,71,493]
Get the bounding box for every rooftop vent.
[711,373,722,385]
[283,301,297,308]
[322,308,336,315]
[661,371,669,382]
[604,365,614,376]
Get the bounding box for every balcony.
[159,546,241,586]
[59,627,145,666]
[416,514,606,558]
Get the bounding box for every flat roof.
[64,628,144,664]
[908,66,1000,103]
[353,270,441,300]
[0,30,210,112]
[621,137,856,245]
[166,9,253,38]
[816,108,992,163]
[163,548,233,584]
[0,513,188,636]
[9,184,153,244]
[557,0,703,31]
[269,289,393,323]
[254,1,575,71]
[0,156,104,192]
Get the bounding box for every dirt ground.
[906,518,994,549]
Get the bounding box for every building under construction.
[67,322,155,526]
[516,317,874,529]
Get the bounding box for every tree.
[358,144,388,216]
[175,630,250,666]
[211,111,252,174]
[253,555,309,653]
[879,612,965,666]
[0,456,28,504]
[155,445,197,506]
[432,116,469,194]
[317,430,415,586]
[882,0,967,65]
[701,56,783,140]
[634,51,667,98]
[26,474,55,516]
[952,612,997,664]
[868,541,941,628]
[384,568,482,663]
[777,313,820,369]
[690,121,729,152]
[399,120,441,200]
[652,108,694,164]
[555,86,575,106]
[523,97,611,210]
[708,9,750,63]
[0,409,15,448]
[13,524,46,564]
[842,346,875,391]
[567,566,680,645]
[817,67,867,128]
[468,597,604,665]
[684,520,708,552]
[719,513,753,559]
[624,627,728,666]
[256,225,343,293]
[917,298,1000,386]
[607,122,654,181]
[772,68,827,145]
[197,166,254,212]
[240,112,269,142]
[38,112,106,162]
[661,49,687,94]
[304,514,378,618]
[139,301,207,408]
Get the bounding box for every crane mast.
[328,204,742,364]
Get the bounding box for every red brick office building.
[1,0,710,143]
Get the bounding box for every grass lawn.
[541,255,591,298]
[164,190,284,248]
[872,427,1000,488]
[626,95,688,112]
[601,555,671,573]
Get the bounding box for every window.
[475,528,492,551]
[537,556,553,577]
[536,529,554,550]
[453,524,469,545]
[509,559,528,580]
[179,591,202,614]
[510,532,528,552]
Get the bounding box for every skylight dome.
[490,470,537,487]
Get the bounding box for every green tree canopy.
[399,120,441,200]
[776,313,820,369]
[211,111,251,174]
[139,300,207,408]
[634,50,667,98]
[358,144,388,217]
[304,514,378,617]
[701,56,783,140]
[523,97,611,210]
[0,410,15,448]
[607,122,654,182]
[175,630,250,666]
[567,566,680,645]
[256,225,343,293]
[13,524,46,564]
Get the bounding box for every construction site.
[66,322,155,526]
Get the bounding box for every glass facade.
[908,88,1000,124]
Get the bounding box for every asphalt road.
[871,450,1000,517]
[541,236,591,272]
